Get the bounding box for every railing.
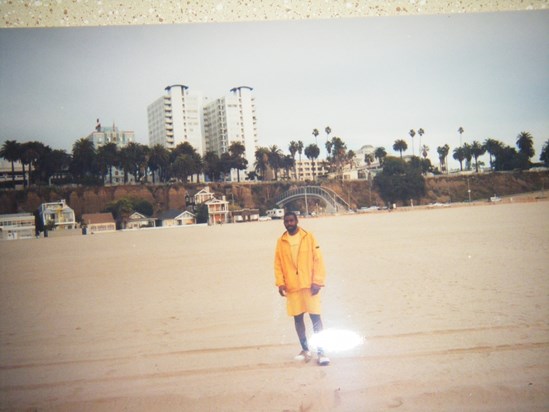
[274,186,350,213]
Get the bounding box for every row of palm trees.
[1,130,544,187]
[0,138,250,187]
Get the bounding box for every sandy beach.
[1,200,548,411]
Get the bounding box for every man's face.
[284,215,299,235]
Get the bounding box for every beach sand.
[1,200,548,411]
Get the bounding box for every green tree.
[312,128,319,145]
[470,140,486,173]
[458,126,464,146]
[453,146,466,171]
[281,154,295,179]
[462,143,473,170]
[203,151,221,182]
[148,144,170,184]
[97,142,119,185]
[171,154,195,183]
[364,153,374,168]
[374,156,426,206]
[437,144,450,172]
[289,140,300,180]
[70,138,98,183]
[484,138,502,170]
[228,141,248,182]
[304,143,320,180]
[374,147,387,167]
[393,139,408,158]
[409,129,416,156]
[0,140,21,187]
[540,140,549,166]
[254,147,270,180]
[195,203,209,224]
[325,136,347,176]
[516,131,535,169]
[267,145,283,181]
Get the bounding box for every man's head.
[283,211,299,235]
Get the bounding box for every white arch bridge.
[273,186,351,214]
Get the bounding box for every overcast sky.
[1,10,548,169]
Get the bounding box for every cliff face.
[0,170,547,216]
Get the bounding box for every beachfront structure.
[86,120,136,185]
[123,212,156,230]
[232,208,260,223]
[81,213,116,234]
[38,200,76,230]
[156,210,196,227]
[147,85,206,153]
[289,159,329,181]
[192,187,229,225]
[203,86,258,181]
[0,213,35,240]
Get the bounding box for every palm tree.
[0,140,21,187]
[281,154,295,179]
[453,147,466,171]
[418,128,425,154]
[540,139,549,167]
[97,142,118,185]
[20,141,46,186]
[304,143,320,180]
[516,131,535,168]
[393,139,408,158]
[364,153,374,168]
[228,141,248,182]
[254,147,270,180]
[268,145,283,181]
[374,147,387,167]
[462,143,473,171]
[470,140,486,173]
[312,129,319,145]
[409,129,416,156]
[458,127,464,146]
[421,145,429,159]
[148,144,170,183]
[437,144,450,172]
[483,138,502,170]
[289,141,299,180]
[324,126,332,157]
[70,138,98,182]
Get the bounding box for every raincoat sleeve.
[311,234,326,286]
[274,238,286,287]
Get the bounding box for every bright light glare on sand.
[309,329,364,352]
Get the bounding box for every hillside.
[0,170,547,218]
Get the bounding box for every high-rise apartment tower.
[147,85,205,153]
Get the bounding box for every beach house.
[38,200,76,230]
[81,213,116,234]
[0,213,36,240]
[157,210,196,227]
[123,212,156,229]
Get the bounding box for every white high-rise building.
[203,86,258,180]
[147,84,206,153]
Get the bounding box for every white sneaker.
[318,355,330,366]
[294,350,312,362]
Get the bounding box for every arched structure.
[273,186,351,214]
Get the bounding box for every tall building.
[147,84,206,153]
[203,86,258,180]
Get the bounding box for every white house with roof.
[157,210,196,227]
[0,213,36,240]
[192,187,229,225]
[38,200,76,230]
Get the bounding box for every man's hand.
[311,283,322,296]
[278,285,287,297]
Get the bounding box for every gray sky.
[1,10,548,169]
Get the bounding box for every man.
[274,211,330,366]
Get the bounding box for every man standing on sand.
[274,211,330,366]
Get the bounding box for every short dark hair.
[284,211,298,220]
